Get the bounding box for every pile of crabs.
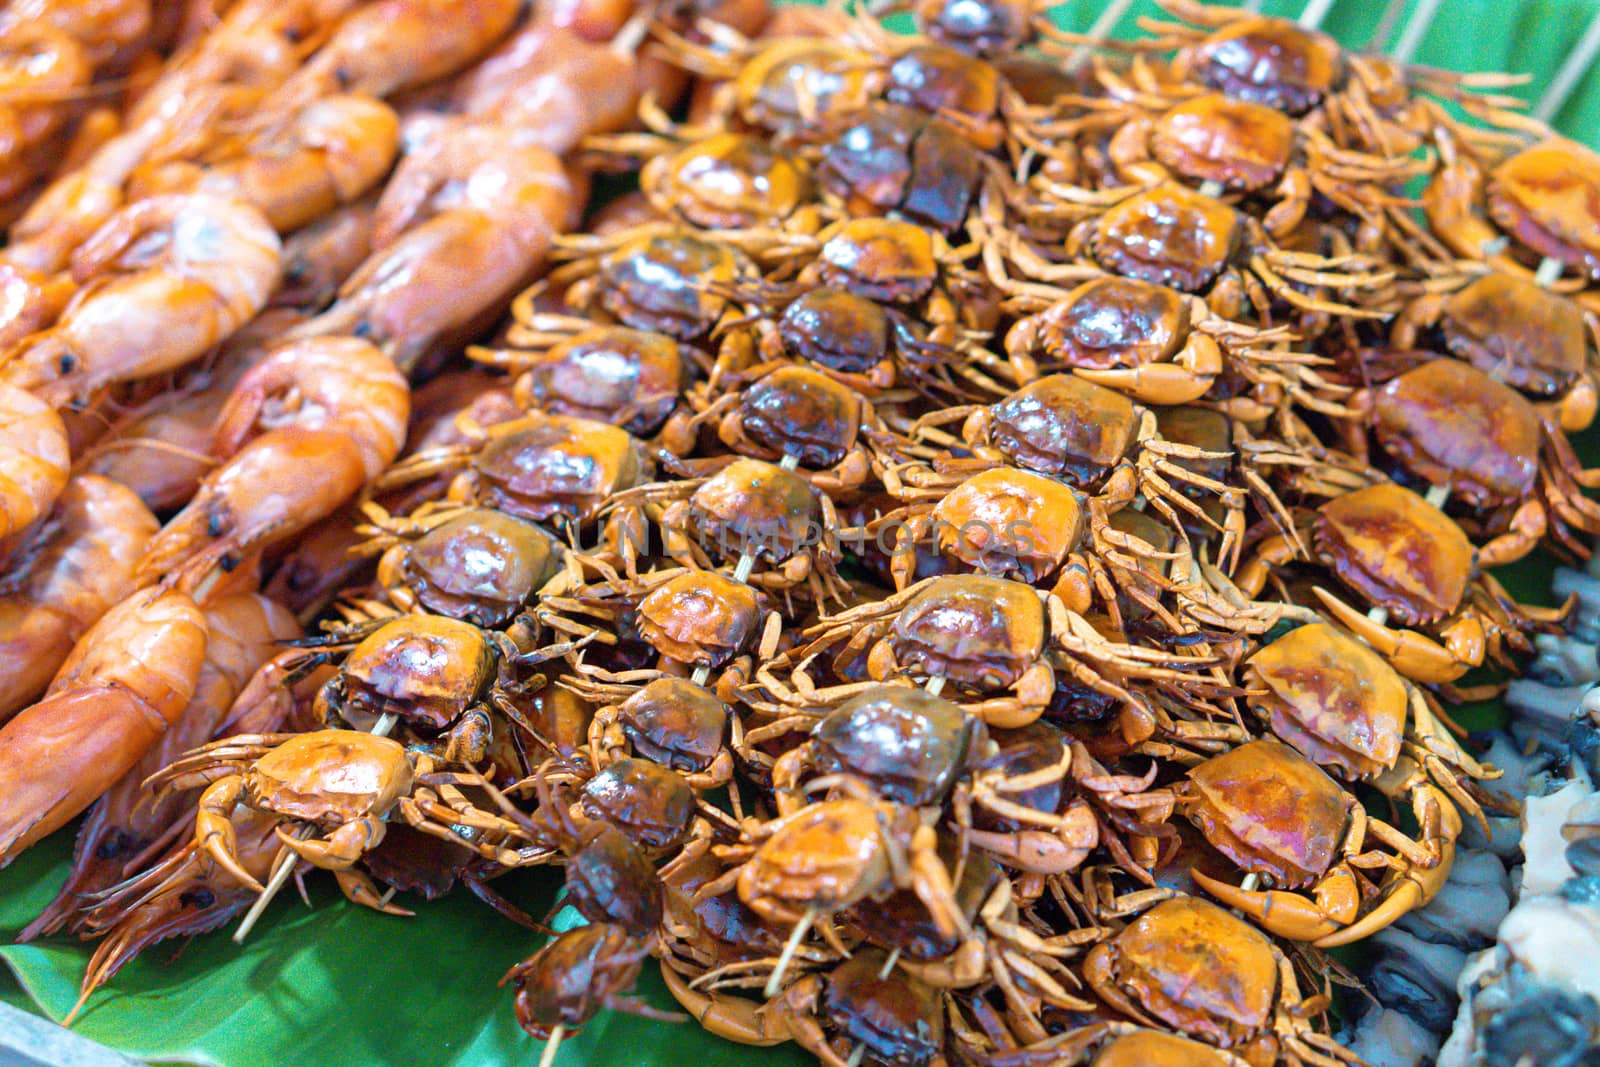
[0,0,1598,1064]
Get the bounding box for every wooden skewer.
[233,712,399,943]
[538,1024,565,1067]
[1389,0,1442,62]
[1534,8,1600,121]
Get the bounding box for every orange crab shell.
[1095,1030,1244,1067]
[890,574,1046,690]
[816,218,939,303]
[1371,358,1540,507]
[1029,276,1189,372]
[737,798,890,922]
[689,457,819,562]
[473,414,646,524]
[1092,184,1239,293]
[1179,16,1342,116]
[244,731,414,825]
[734,39,878,133]
[635,571,763,668]
[1487,138,1600,279]
[1244,624,1406,780]
[649,132,812,230]
[1085,896,1277,1049]
[1312,482,1473,626]
[1438,273,1589,398]
[931,468,1085,583]
[1150,94,1293,191]
[1186,740,1346,887]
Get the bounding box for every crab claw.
[1313,850,1454,948]
[1312,587,1479,684]
[1190,868,1354,943]
[660,962,791,1046]
[280,815,384,872]
[335,867,413,917]
[196,777,265,893]
[1072,335,1221,406]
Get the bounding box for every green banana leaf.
[5,0,1600,1062]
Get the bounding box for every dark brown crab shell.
[1371,357,1540,508]
[579,758,696,851]
[1027,276,1189,372]
[1153,404,1234,489]
[738,365,862,468]
[1186,739,1346,887]
[401,508,559,628]
[1087,896,1277,1049]
[472,414,646,525]
[778,289,892,375]
[986,374,1140,487]
[1312,482,1474,626]
[820,949,946,1067]
[971,720,1067,834]
[596,233,751,339]
[635,571,762,668]
[1150,94,1294,191]
[913,0,1029,55]
[615,676,729,773]
[810,684,978,807]
[1092,184,1240,293]
[565,823,664,937]
[849,847,1000,961]
[688,457,819,563]
[330,615,499,732]
[518,326,684,435]
[930,467,1085,583]
[1437,271,1589,397]
[1244,622,1406,781]
[816,218,939,303]
[1486,138,1600,280]
[817,104,980,234]
[890,574,1047,691]
[884,43,1000,127]
[507,923,648,1039]
[1181,15,1343,116]
[651,132,811,230]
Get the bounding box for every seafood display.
[0,0,1597,1064]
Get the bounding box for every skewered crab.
[1169,739,1460,946]
[1235,482,1562,683]
[550,228,758,341]
[586,676,735,791]
[1083,894,1361,1065]
[146,731,512,914]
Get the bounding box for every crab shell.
[1180,16,1342,115]
[1186,739,1347,887]
[890,574,1046,690]
[850,848,1000,961]
[1094,1030,1245,1067]
[597,233,750,338]
[243,731,413,826]
[1151,94,1293,191]
[810,685,978,807]
[518,326,683,435]
[689,458,819,563]
[738,798,892,922]
[648,132,811,230]
[734,39,877,134]
[1028,276,1190,372]
[1487,138,1600,280]
[615,677,729,773]
[402,508,559,625]
[1312,482,1473,626]
[508,923,647,1039]
[738,365,862,468]
[1154,404,1234,487]
[473,414,647,524]
[972,721,1066,833]
[580,757,696,850]
[779,289,892,375]
[1371,358,1540,508]
[1092,184,1240,293]
[818,104,979,234]
[635,571,762,668]
[820,949,946,1065]
[1085,896,1278,1050]
[333,615,498,731]
[931,468,1085,582]
[816,218,939,303]
[1244,623,1406,780]
[1438,272,1588,397]
[987,374,1140,486]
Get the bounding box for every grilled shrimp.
[0,475,157,723]
[4,0,153,73]
[21,591,298,940]
[0,22,91,187]
[137,337,408,585]
[273,199,376,309]
[128,94,401,234]
[273,0,520,109]
[0,381,71,541]
[0,194,281,407]
[296,124,574,370]
[0,586,208,865]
